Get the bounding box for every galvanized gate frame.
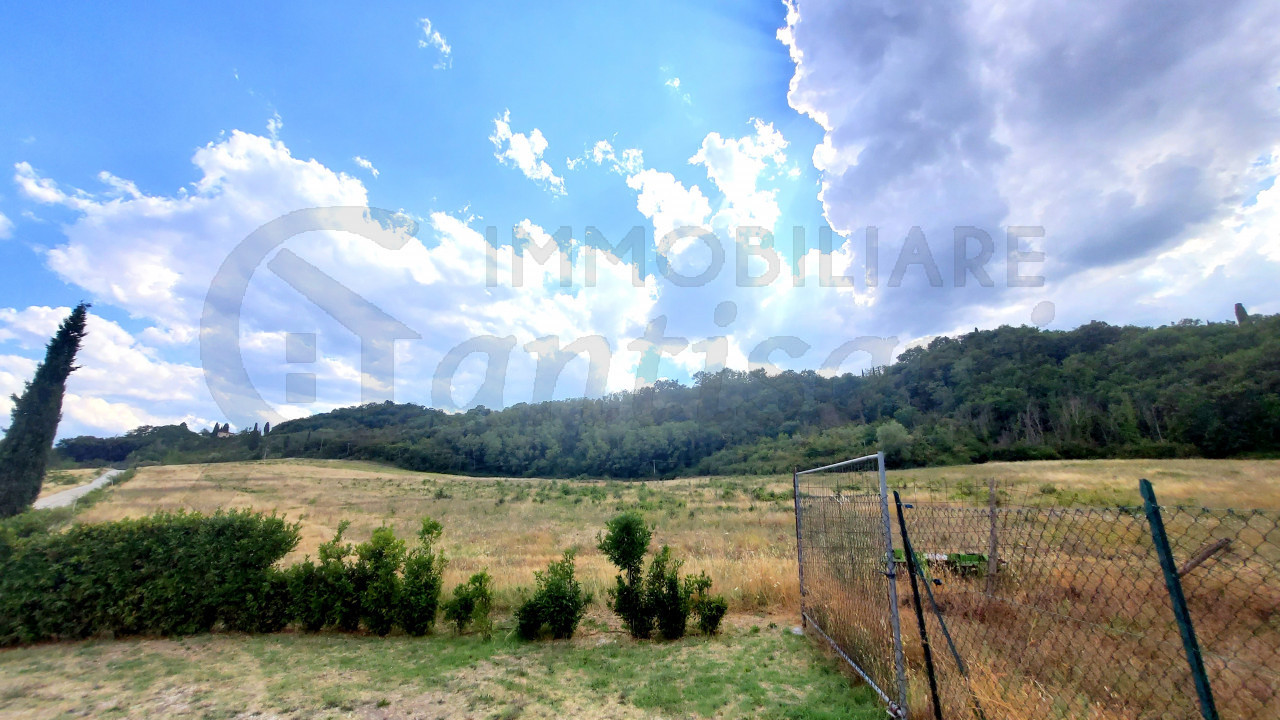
[794,452,910,718]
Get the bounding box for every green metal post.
[895,491,943,720]
[1141,478,1219,720]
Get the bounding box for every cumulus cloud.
[689,118,789,232]
[17,132,367,341]
[0,307,206,434]
[490,110,566,195]
[11,130,666,428]
[352,156,379,178]
[418,17,452,69]
[0,211,11,239]
[777,0,1280,335]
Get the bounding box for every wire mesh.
[795,468,1280,720]
[794,454,907,715]
[1158,506,1280,719]
[898,501,1196,718]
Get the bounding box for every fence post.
[894,491,944,720]
[1140,478,1219,720]
[793,468,806,628]
[878,452,910,716]
[985,477,999,594]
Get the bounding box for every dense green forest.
[56,312,1280,477]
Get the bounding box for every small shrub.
[515,550,590,640]
[316,521,363,632]
[400,518,447,636]
[443,570,493,635]
[598,511,650,573]
[599,511,654,638]
[228,568,293,634]
[686,572,728,635]
[356,526,406,636]
[645,546,690,640]
[286,558,328,632]
[609,574,653,639]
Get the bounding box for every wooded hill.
[57,312,1280,477]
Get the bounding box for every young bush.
[286,558,328,632]
[355,525,406,636]
[515,550,590,640]
[443,570,493,636]
[399,518,447,636]
[645,545,691,640]
[598,511,650,573]
[685,571,728,636]
[227,568,293,634]
[599,511,654,638]
[609,574,653,639]
[316,520,363,632]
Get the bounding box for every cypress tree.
[1235,303,1252,326]
[0,303,90,518]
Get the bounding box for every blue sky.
[2,1,1279,437]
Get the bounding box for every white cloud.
[0,211,11,239]
[15,161,94,209]
[777,0,1280,336]
[353,156,379,178]
[418,17,452,69]
[570,139,645,175]
[689,118,788,232]
[18,131,367,340]
[490,110,566,195]
[625,169,712,258]
[11,130,667,426]
[0,306,207,435]
[664,75,691,104]
[267,112,283,140]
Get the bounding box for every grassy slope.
[5,457,1278,718]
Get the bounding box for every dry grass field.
[3,457,1278,719]
[68,457,1280,610]
[890,457,1280,509]
[73,460,803,612]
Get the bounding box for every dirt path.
[32,468,123,510]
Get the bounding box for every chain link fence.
[793,455,1280,720]
[793,453,908,715]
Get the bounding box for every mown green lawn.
[0,615,882,719]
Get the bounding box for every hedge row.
[0,509,299,644]
[0,509,722,646]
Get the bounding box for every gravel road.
[32,468,125,509]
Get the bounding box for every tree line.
[56,310,1280,477]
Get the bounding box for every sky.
[1,0,1278,438]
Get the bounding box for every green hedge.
[1,509,726,646]
[0,509,299,645]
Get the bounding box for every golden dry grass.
[75,460,802,612]
[70,458,1280,614]
[890,458,1280,508]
